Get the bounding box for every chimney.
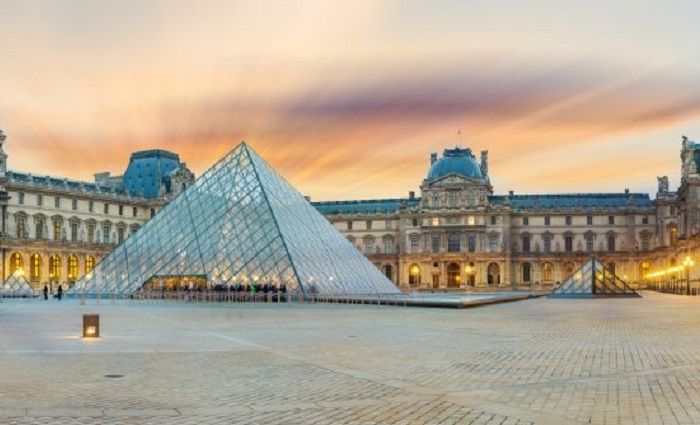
[480,150,489,176]
[409,191,415,199]
[508,190,514,197]
[624,188,629,194]
[430,152,437,165]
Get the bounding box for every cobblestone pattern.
[1,292,700,424]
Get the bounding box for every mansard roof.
[312,198,421,215]
[313,192,652,215]
[5,170,149,201]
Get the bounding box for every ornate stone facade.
[314,139,700,291]
[0,129,194,291]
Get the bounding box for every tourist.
[43,285,48,301]
[57,284,63,301]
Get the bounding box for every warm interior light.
[82,314,100,339]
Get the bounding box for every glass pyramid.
[1,270,35,297]
[71,142,399,296]
[549,259,640,298]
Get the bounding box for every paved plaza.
[1,292,700,424]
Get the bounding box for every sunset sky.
[1,0,700,200]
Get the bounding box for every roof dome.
[427,147,483,180]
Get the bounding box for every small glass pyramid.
[1,270,35,297]
[71,142,400,296]
[549,259,640,298]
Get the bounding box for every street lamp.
[683,256,695,296]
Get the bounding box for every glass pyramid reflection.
[71,142,400,296]
[549,259,640,298]
[2,270,35,297]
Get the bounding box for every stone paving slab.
[1,292,700,424]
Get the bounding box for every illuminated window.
[9,253,23,275]
[67,255,78,282]
[49,254,61,280]
[85,256,95,274]
[432,217,439,226]
[30,254,42,282]
[467,216,475,225]
[542,262,553,283]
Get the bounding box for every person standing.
[43,285,48,301]
[57,284,63,301]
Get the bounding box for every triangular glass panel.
[549,259,640,298]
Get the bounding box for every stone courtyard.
[1,292,700,424]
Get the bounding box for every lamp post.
[683,256,695,296]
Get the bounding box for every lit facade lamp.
[82,314,100,338]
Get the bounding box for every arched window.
[67,255,78,282]
[607,233,616,252]
[30,254,42,282]
[522,262,532,283]
[669,224,678,245]
[408,264,421,287]
[487,262,500,285]
[562,262,575,280]
[542,262,553,283]
[9,253,23,276]
[363,236,375,254]
[85,256,95,274]
[49,254,62,281]
[606,262,616,275]
[447,263,461,288]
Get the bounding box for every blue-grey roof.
[489,193,653,209]
[427,147,483,180]
[313,192,653,215]
[312,198,421,215]
[123,150,181,198]
[6,171,132,197]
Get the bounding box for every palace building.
[313,138,700,291]
[0,129,194,290]
[1,126,698,292]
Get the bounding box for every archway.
[562,262,575,281]
[85,256,96,274]
[30,253,42,283]
[67,255,79,283]
[487,262,500,285]
[49,254,61,281]
[9,252,23,276]
[542,262,554,283]
[522,262,532,283]
[447,263,461,288]
[408,264,421,287]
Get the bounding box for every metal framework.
[549,258,640,298]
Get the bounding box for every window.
[385,220,392,230]
[150,208,156,218]
[607,234,616,252]
[410,235,420,253]
[542,262,553,283]
[35,219,44,239]
[431,235,441,253]
[30,254,41,282]
[366,220,372,230]
[641,216,648,225]
[544,216,551,226]
[585,233,595,252]
[408,264,421,287]
[16,216,26,238]
[608,216,615,225]
[467,216,475,225]
[670,226,678,245]
[18,192,24,205]
[543,234,552,253]
[54,196,60,208]
[133,207,138,217]
[85,256,95,274]
[491,216,497,225]
[67,255,78,282]
[364,237,374,254]
[523,217,529,226]
[71,199,77,210]
[670,206,676,215]
[104,203,109,214]
[522,263,531,283]
[587,215,593,225]
[89,201,94,212]
[448,192,459,208]
[9,252,23,275]
[37,194,43,207]
[565,216,572,225]
[53,220,62,241]
[522,235,531,253]
[467,234,476,252]
[347,221,353,230]
[118,205,124,216]
[412,218,419,227]
[432,217,439,226]
[489,234,499,252]
[565,234,573,252]
[49,254,61,280]
[384,237,395,254]
[87,224,95,243]
[70,222,78,242]
[103,224,111,243]
[117,227,125,244]
[448,234,461,252]
[641,234,650,252]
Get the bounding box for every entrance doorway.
[447,263,460,288]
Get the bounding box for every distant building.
[313,140,697,290]
[0,129,194,290]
